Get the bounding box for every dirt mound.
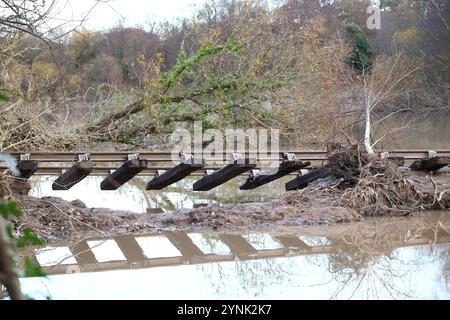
[17,196,142,241]
[157,202,357,231]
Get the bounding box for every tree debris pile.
[289,144,450,217]
[336,175,448,216]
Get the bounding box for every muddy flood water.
[6,175,448,300]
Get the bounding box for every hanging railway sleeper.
[1,149,449,192]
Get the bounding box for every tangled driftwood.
[287,144,450,216]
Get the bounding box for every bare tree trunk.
[0,216,24,300]
[363,97,375,156]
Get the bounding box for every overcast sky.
[48,0,208,31]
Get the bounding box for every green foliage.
[23,257,46,278]
[0,201,46,281]
[15,227,44,248]
[200,117,218,130]
[379,0,402,10]
[346,23,375,73]
[161,42,242,89]
[0,201,22,219]
[0,88,8,101]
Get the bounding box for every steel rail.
[6,150,326,162]
[5,150,450,162]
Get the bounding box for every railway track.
[5,149,450,162]
[1,149,449,191]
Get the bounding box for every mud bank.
[1,168,449,243]
[16,193,358,242]
[150,170,450,231]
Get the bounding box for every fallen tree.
[84,2,351,145]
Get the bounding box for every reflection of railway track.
[2,150,449,191]
[29,229,450,277]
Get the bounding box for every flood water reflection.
[11,211,450,300]
[29,175,292,213]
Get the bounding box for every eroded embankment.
[1,156,450,243]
